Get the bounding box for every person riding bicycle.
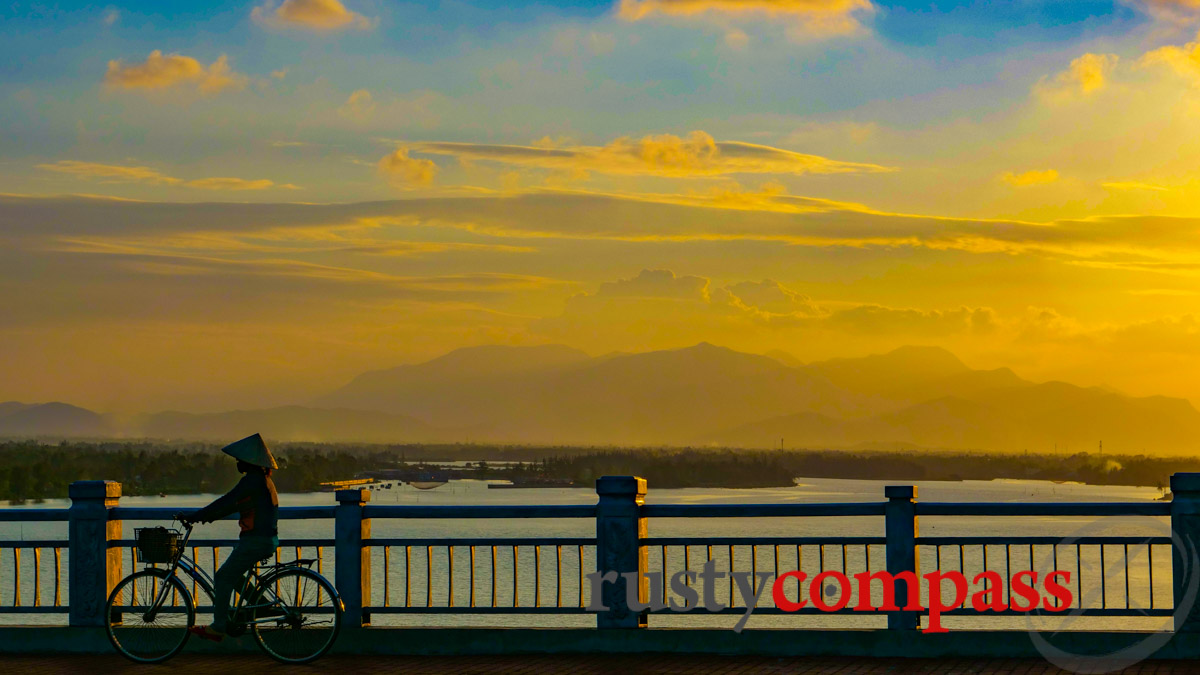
[176,433,280,642]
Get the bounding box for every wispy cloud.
[104,51,247,93]
[1000,169,1059,187]
[36,161,296,191]
[402,131,892,180]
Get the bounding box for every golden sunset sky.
[3,0,1200,412]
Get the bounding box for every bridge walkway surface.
[4,654,1199,674]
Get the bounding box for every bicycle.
[104,520,344,664]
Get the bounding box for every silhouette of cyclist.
[176,433,279,642]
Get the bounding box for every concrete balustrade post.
[885,485,919,631]
[336,488,372,627]
[595,475,648,628]
[68,480,122,627]
[1171,473,1200,632]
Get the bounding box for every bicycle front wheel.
[105,569,195,664]
[251,567,343,664]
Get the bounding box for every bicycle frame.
[144,522,293,628]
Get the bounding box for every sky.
[3,0,1200,412]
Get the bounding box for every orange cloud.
[104,51,247,93]
[616,0,874,36]
[378,148,439,186]
[407,131,892,179]
[252,0,374,31]
[1000,169,1059,187]
[1141,33,1200,86]
[37,161,295,191]
[1036,53,1118,100]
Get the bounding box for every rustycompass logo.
[586,561,1075,633]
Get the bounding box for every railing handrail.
[362,504,595,519]
[642,503,885,517]
[915,502,1170,516]
[0,509,70,522]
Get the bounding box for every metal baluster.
[53,548,61,607]
[534,545,541,608]
[796,545,803,604]
[513,546,519,607]
[555,545,562,608]
[448,546,454,607]
[191,546,199,600]
[958,544,964,577]
[841,544,847,577]
[661,546,668,606]
[405,546,412,608]
[13,548,21,607]
[729,545,735,606]
[1005,544,1011,604]
[1100,545,1107,609]
[426,546,432,608]
[317,546,324,575]
[33,548,41,607]
[491,545,497,608]
[578,545,584,608]
[1052,544,1060,608]
[384,546,391,607]
[684,545,691,587]
[470,545,477,608]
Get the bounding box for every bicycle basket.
[135,527,181,564]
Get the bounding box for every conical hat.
[221,433,278,469]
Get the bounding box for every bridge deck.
[3,654,1190,674]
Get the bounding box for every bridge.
[3,474,1200,668]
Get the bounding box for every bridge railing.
[0,474,1194,633]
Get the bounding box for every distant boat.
[408,481,447,490]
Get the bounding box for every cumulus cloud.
[252,0,374,31]
[104,51,247,93]
[596,269,710,300]
[825,304,998,336]
[406,131,892,179]
[36,161,294,191]
[1000,169,1059,187]
[338,89,376,122]
[378,148,439,186]
[1036,53,1118,100]
[1141,33,1200,86]
[724,280,820,316]
[616,0,875,37]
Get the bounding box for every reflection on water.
[0,476,1172,631]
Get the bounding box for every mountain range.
[3,343,1199,454]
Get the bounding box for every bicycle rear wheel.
[251,567,343,664]
[105,569,195,663]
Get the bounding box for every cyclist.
[176,433,280,642]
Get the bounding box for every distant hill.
[6,342,1200,454]
[0,401,110,437]
[132,406,452,443]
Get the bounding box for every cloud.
[1103,181,1169,191]
[1141,33,1200,86]
[378,148,439,186]
[1000,169,1059,187]
[252,0,374,31]
[825,304,998,336]
[36,161,295,191]
[595,269,710,300]
[616,0,875,37]
[36,161,182,185]
[406,131,892,179]
[184,177,299,191]
[724,280,820,316]
[104,51,247,93]
[1035,53,1118,103]
[338,89,376,122]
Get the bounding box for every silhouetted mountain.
[133,406,450,443]
[0,401,109,437]
[6,343,1200,454]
